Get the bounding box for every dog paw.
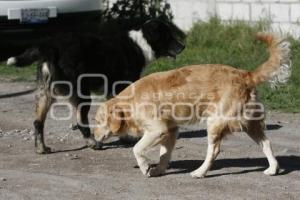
[263,167,278,176]
[147,166,164,177]
[139,165,151,176]
[190,170,206,179]
[35,146,52,154]
[86,138,102,150]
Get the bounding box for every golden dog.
[94,33,291,178]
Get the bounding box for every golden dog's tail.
[248,33,291,88]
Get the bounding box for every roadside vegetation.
[0,18,299,111]
[0,64,36,82]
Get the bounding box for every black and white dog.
[7,19,185,154]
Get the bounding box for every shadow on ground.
[48,124,283,152]
[266,124,283,131]
[168,155,300,177]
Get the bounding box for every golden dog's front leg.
[148,131,178,177]
[133,131,162,177]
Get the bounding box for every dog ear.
[108,106,124,134]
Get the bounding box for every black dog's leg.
[34,88,53,154]
[72,96,102,150]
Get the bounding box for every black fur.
[10,19,185,154]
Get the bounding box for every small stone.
[6,131,13,135]
[69,123,73,129]
[71,155,79,160]
[60,138,65,142]
[23,137,30,141]
[0,177,7,181]
[69,124,78,130]
[282,148,289,153]
[283,186,288,190]
[7,144,12,148]
[65,153,71,157]
[278,120,289,124]
[181,154,188,158]
[20,129,30,135]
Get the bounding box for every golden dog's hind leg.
[34,89,53,154]
[148,129,179,177]
[213,140,221,159]
[245,120,279,175]
[191,119,227,178]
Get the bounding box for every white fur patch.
[7,57,16,66]
[129,30,155,64]
[42,62,50,77]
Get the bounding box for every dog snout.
[174,41,185,54]
[94,127,105,142]
[168,40,185,58]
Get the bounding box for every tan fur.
[250,32,291,88]
[94,33,289,177]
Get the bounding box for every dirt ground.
[0,82,299,200]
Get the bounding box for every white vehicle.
[0,0,102,26]
[0,0,102,61]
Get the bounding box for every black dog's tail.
[6,47,40,67]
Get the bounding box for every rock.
[71,155,79,160]
[283,186,288,190]
[7,144,12,148]
[6,131,14,135]
[69,123,78,130]
[277,120,289,124]
[23,137,30,141]
[69,123,73,129]
[20,129,30,135]
[0,177,7,181]
[180,154,188,158]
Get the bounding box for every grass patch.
[146,18,300,112]
[0,63,36,82]
[0,18,299,111]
